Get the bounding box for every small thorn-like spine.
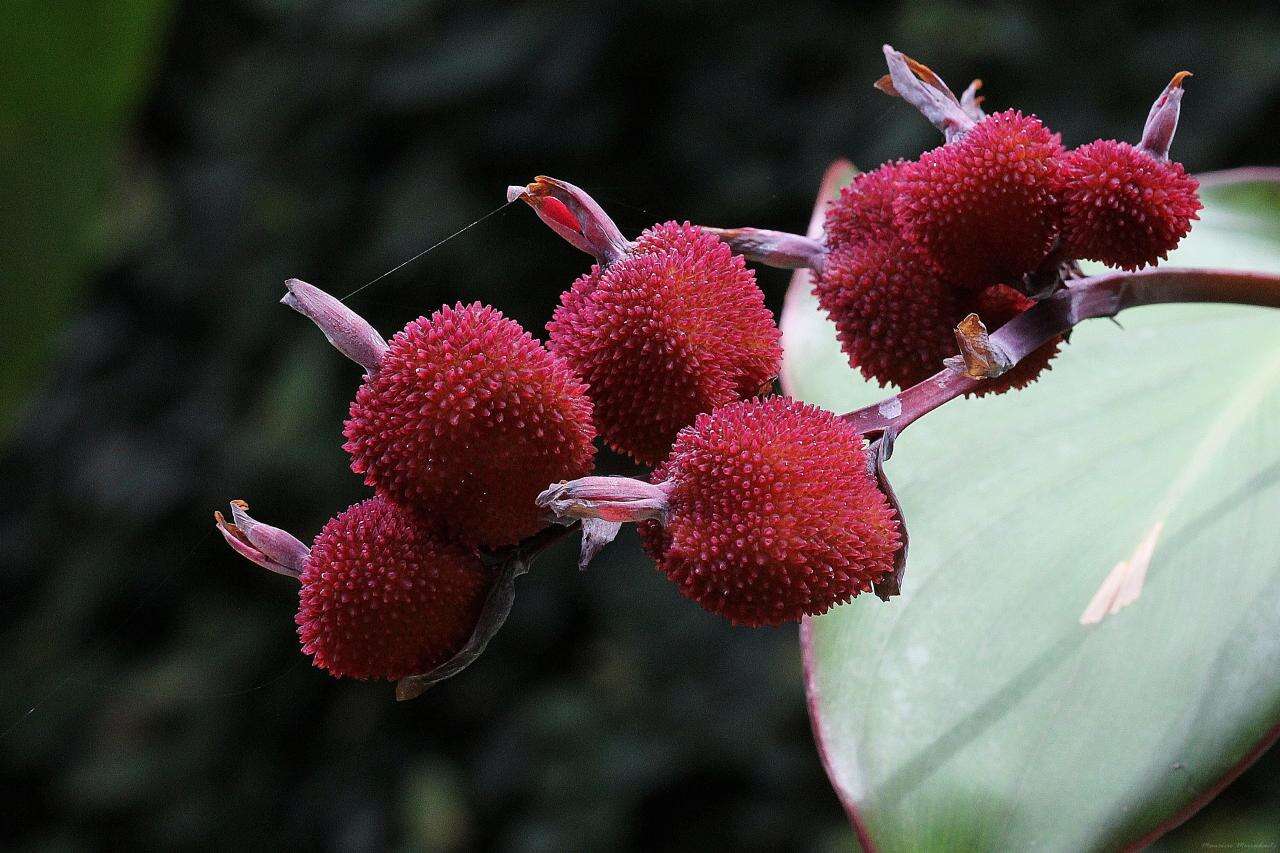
[281,279,388,374]
[701,227,827,271]
[1139,71,1191,161]
[510,176,632,265]
[214,500,309,579]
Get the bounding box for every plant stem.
[843,267,1280,439]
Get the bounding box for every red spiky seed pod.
[894,109,1065,287]
[823,160,907,250]
[815,239,959,389]
[964,284,1060,396]
[547,221,782,465]
[216,497,489,681]
[814,160,963,389]
[638,396,901,627]
[1058,140,1200,270]
[298,498,488,680]
[343,302,596,547]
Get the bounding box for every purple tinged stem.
[701,227,827,272]
[844,267,1280,441]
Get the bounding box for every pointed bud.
[700,227,827,271]
[508,176,632,265]
[877,45,976,141]
[214,500,309,579]
[281,279,388,374]
[1139,71,1191,161]
[537,476,673,524]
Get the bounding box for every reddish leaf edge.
[791,165,1280,852]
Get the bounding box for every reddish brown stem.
[844,267,1280,439]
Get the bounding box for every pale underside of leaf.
[791,171,1280,850]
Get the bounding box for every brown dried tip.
[945,313,1012,379]
[878,45,977,140]
[1139,71,1193,161]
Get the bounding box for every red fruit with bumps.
[816,240,960,389]
[816,161,1061,391]
[823,161,907,249]
[638,396,900,627]
[547,221,782,465]
[894,109,1065,287]
[296,497,489,681]
[819,163,958,389]
[1058,139,1201,270]
[344,302,595,547]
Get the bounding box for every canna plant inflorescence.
[217,46,1280,699]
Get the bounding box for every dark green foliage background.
[1,2,1278,849]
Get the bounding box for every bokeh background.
[3,2,1279,849]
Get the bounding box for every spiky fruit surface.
[639,397,900,627]
[965,284,1060,396]
[547,221,782,465]
[344,302,595,548]
[816,240,959,389]
[1058,139,1201,271]
[297,497,489,681]
[895,109,1065,287]
[816,158,1063,391]
[817,163,959,388]
[823,161,906,249]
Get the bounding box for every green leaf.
[0,1,170,438]
[788,169,1280,850]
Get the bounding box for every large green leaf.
[788,169,1280,850]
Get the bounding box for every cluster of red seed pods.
[217,45,1203,691]
[801,48,1201,391]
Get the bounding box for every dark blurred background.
[2,2,1278,850]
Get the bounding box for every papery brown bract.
[547,221,781,465]
[638,397,900,627]
[296,497,489,681]
[964,284,1060,396]
[1058,139,1201,271]
[344,302,596,547]
[894,109,1065,288]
